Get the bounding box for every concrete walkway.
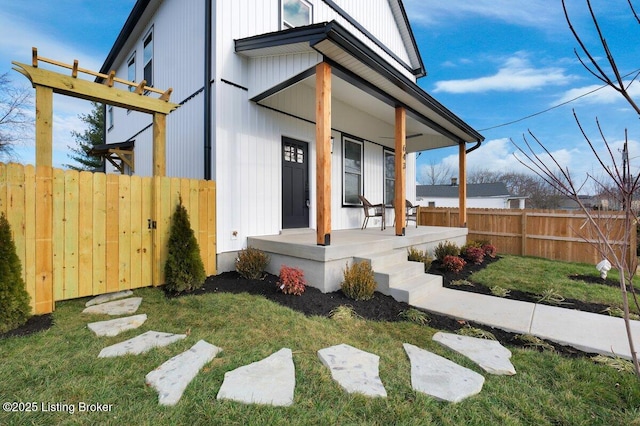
[414,287,640,360]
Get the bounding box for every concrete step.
[389,274,443,304]
[354,249,407,270]
[374,262,426,294]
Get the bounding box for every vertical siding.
[105,0,205,179]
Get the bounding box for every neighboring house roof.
[417,182,519,198]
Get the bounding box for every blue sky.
[1,0,639,189]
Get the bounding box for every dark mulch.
[5,255,626,359]
[0,314,53,339]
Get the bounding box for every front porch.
[248,226,467,296]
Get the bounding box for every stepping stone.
[317,343,387,398]
[433,332,516,376]
[216,348,295,407]
[146,340,222,406]
[83,297,142,316]
[85,290,134,307]
[403,343,484,403]
[88,314,148,337]
[98,331,186,358]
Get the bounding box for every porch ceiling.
[235,21,484,151]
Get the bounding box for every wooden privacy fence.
[418,207,635,265]
[0,162,216,314]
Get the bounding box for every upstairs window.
[127,53,136,92]
[143,29,153,87]
[282,0,312,29]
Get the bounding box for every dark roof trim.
[395,0,426,77]
[98,0,151,77]
[90,140,135,154]
[235,21,484,143]
[320,0,423,76]
[251,67,317,102]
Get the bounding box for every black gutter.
[465,140,482,154]
[204,0,212,180]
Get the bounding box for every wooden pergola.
[12,48,178,311]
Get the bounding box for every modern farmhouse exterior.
[99,0,483,275]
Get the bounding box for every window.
[384,150,395,206]
[284,143,304,163]
[343,138,362,205]
[143,29,153,87]
[282,0,312,29]
[107,105,114,130]
[127,53,136,92]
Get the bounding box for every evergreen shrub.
[0,213,31,334]
[434,241,460,261]
[164,197,206,293]
[407,246,433,272]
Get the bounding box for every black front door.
[282,138,309,229]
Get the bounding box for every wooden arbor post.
[395,107,407,236]
[316,62,332,246]
[459,142,467,227]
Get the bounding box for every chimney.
[451,177,458,186]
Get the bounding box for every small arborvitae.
[0,212,31,334]
[164,196,206,293]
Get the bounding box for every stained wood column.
[316,62,331,246]
[152,112,166,285]
[395,107,406,236]
[459,142,467,227]
[35,85,53,167]
[152,112,167,177]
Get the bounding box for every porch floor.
[248,226,468,293]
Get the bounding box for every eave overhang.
[235,21,484,148]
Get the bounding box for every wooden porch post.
[316,62,332,246]
[395,106,406,236]
[35,85,53,167]
[459,142,467,227]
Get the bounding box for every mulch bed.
[4,255,628,359]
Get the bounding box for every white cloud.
[403,0,566,30]
[554,80,640,106]
[433,54,575,94]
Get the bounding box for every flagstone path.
[82,291,518,406]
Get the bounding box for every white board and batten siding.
[106,0,205,179]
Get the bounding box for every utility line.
[477,68,640,132]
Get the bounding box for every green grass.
[2,285,640,425]
[472,255,640,313]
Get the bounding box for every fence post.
[521,210,527,256]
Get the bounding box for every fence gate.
[0,163,216,314]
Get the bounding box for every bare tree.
[419,158,453,185]
[0,73,32,159]
[512,0,640,378]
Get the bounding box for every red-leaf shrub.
[277,265,306,296]
[482,244,497,258]
[463,246,485,265]
[443,255,466,273]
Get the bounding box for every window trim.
[383,149,395,207]
[127,52,136,92]
[107,105,114,131]
[342,136,363,206]
[143,27,153,88]
[281,0,313,30]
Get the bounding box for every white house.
[417,181,527,209]
[99,0,483,277]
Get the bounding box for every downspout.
[204,0,212,180]
[465,139,482,154]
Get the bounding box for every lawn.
[470,255,640,314]
[2,269,640,425]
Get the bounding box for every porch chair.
[393,199,419,228]
[358,195,386,230]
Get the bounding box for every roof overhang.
[235,21,483,152]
